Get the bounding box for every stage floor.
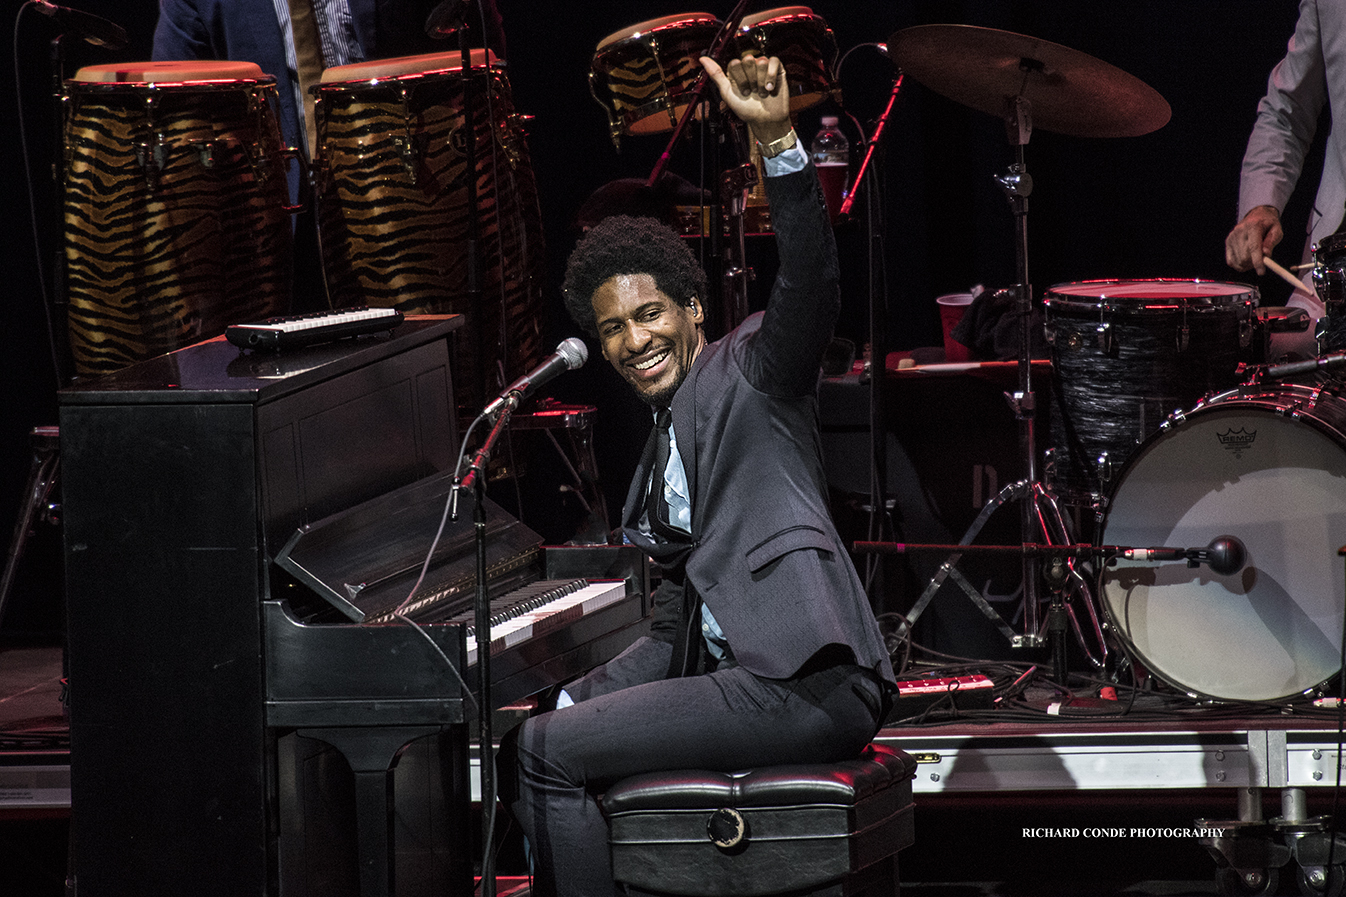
[0,644,67,814]
[6,643,1345,896]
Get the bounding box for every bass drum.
[1099,384,1346,702]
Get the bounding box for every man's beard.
[636,377,681,409]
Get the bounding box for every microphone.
[1120,536,1247,576]
[425,0,471,39]
[483,338,588,417]
[33,0,128,50]
[1264,350,1346,381]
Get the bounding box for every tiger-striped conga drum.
[312,50,544,413]
[63,61,294,377]
[589,14,722,146]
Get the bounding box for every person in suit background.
[151,0,505,157]
[149,0,507,315]
[1225,0,1341,353]
[498,53,896,897]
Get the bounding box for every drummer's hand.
[700,54,793,146]
[1225,205,1283,276]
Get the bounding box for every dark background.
[0,1,1314,639]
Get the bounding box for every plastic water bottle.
[811,116,849,221]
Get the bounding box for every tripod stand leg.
[1032,483,1110,670]
[899,479,1030,638]
[0,427,61,629]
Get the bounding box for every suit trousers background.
[497,636,884,897]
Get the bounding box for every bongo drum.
[589,13,723,145]
[733,7,839,113]
[62,61,295,376]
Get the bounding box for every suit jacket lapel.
[349,0,378,55]
[671,358,700,537]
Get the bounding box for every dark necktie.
[286,0,325,158]
[647,407,681,540]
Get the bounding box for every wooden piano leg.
[304,726,444,897]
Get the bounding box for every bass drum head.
[1100,387,1346,702]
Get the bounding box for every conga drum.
[312,50,545,414]
[63,61,295,377]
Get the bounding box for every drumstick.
[1263,256,1316,297]
[1289,262,1315,272]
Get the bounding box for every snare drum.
[1100,383,1346,702]
[313,50,545,413]
[63,61,294,376]
[1043,279,1256,501]
[590,13,723,144]
[733,7,839,113]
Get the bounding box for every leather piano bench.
[601,743,917,897]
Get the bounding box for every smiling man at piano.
[498,53,896,897]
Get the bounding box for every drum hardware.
[888,26,1171,668]
[1258,349,1346,383]
[132,139,168,189]
[860,532,1248,685]
[718,160,758,335]
[1094,320,1113,353]
[634,1,757,338]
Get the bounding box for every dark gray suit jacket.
[623,164,895,685]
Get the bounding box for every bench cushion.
[602,744,916,896]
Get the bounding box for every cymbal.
[887,24,1171,138]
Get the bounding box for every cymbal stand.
[897,83,1109,679]
[999,91,1044,649]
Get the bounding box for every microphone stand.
[453,402,513,897]
[47,34,75,386]
[460,18,487,412]
[428,0,488,409]
[428,9,498,893]
[837,66,904,606]
[646,0,755,336]
[837,70,902,221]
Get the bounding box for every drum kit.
[49,8,1346,705]
[882,23,1346,706]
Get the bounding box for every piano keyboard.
[226,307,404,351]
[460,579,629,666]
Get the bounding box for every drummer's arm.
[1225,205,1283,277]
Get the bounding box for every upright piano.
[60,317,648,897]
